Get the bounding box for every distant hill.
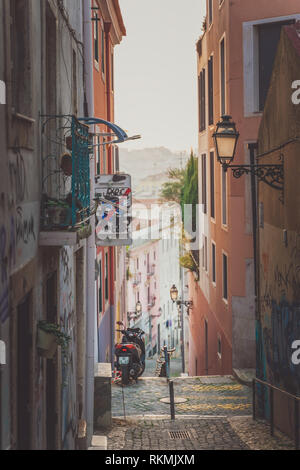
[119,147,189,193]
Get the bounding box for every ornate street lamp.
[213,115,240,168]
[136,301,142,314]
[170,285,193,309]
[170,285,179,303]
[213,115,284,192]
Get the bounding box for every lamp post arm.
[225,164,284,192]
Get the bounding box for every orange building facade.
[92,0,126,363]
[189,0,300,376]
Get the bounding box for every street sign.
[95,174,132,246]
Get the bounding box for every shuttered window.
[258,20,295,111]
[208,56,214,125]
[199,69,206,132]
[202,154,207,214]
[210,152,215,219]
[220,38,225,116]
[223,254,228,301]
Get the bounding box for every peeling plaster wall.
[256,25,300,438]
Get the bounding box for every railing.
[147,264,155,276]
[147,296,156,308]
[132,273,141,286]
[41,115,91,234]
[253,377,300,449]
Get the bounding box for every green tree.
[159,168,185,204]
[180,151,198,234]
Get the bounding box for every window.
[198,69,206,132]
[105,253,109,301]
[93,11,99,64]
[101,27,105,75]
[208,56,214,125]
[147,254,150,273]
[202,235,208,272]
[111,53,114,91]
[210,152,215,219]
[99,259,103,313]
[46,4,56,117]
[243,16,299,116]
[114,146,120,172]
[218,336,222,358]
[208,0,213,26]
[258,20,295,111]
[222,167,227,226]
[96,134,101,175]
[45,3,57,187]
[72,50,77,115]
[223,253,228,300]
[220,38,226,116]
[212,243,216,284]
[202,154,207,214]
[10,0,32,117]
[103,138,107,173]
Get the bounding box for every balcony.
[147,264,155,277]
[40,115,92,246]
[132,273,142,287]
[147,295,156,309]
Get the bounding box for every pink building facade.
[190,0,300,377]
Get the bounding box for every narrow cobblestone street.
[97,368,295,450]
[112,370,252,417]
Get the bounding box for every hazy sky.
[114,0,206,153]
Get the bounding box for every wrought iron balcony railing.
[132,273,142,286]
[147,264,156,277]
[40,115,91,239]
[147,296,156,309]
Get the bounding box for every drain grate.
[168,431,191,440]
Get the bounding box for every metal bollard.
[164,346,170,380]
[169,380,175,420]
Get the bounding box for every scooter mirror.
[116,321,124,326]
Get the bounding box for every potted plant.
[37,321,71,360]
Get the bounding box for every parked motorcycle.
[114,321,146,385]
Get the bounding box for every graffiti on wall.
[259,233,300,395]
[0,150,39,323]
[59,247,77,449]
[0,216,16,323]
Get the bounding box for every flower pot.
[37,328,57,359]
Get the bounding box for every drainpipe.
[248,143,261,382]
[83,0,95,447]
[104,22,115,366]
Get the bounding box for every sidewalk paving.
[96,374,295,450]
[112,375,252,417]
[98,415,294,451]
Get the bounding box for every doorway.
[46,273,57,450]
[205,320,208,375]
[17,295,31,450]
